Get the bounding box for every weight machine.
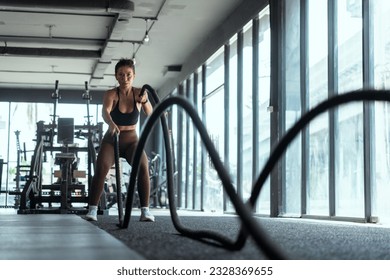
[17,81,103,214]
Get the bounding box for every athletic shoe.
[85,207,98,221]
[140,207,155,222]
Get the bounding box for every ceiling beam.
[89,13,132,87]
[0,35,105,47]
[0,46,101,58]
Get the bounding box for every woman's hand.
[108,121,120,136]
[139,89,149,104]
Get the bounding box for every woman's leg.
[89,138,115,206]
[120,131,150,207]
[120,130,154,221]
[132,150,150,208]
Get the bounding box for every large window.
[170,6,272,216]
[166,0,390,226]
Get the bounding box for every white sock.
[89,205,98,211]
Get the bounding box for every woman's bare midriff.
[118,124,137,132]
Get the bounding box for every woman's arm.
[102,90,120,135]
[141,98,153,116]
[137,88,153,116]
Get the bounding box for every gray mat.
[84,214,390,260]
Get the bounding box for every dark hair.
[115,58,135,74]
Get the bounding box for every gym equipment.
[17,81,103,214]
[148,152,166,208]
[82,81,92,127]
[50,80,60,148]
[9,131,30,208]
[82,81,98,203]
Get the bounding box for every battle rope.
[113,132,124,226]
[117,85,390,260]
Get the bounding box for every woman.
[86,58,154,222]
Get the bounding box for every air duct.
[0,0,134,17]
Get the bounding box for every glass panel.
[204,88,224,212]
[180,91,187,208]
[242,21,253,202]
[335,0,364,217]
[186,77,194,209]
[226,35,238,212]
[194,68,203,210]
[256,7,272,215]
[57,103,91,125]
[204,47,224,212]
[283,0,302,215]
[307,0,329,215]
[372,0,390,225]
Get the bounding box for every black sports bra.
[110,87,140,126]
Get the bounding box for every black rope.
[113,132,124,226]
[117,85,390,260]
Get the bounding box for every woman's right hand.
[109,121,120,136]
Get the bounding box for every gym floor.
[3,206,390,260]
[0,208,144,260]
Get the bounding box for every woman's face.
[115,66,135,86]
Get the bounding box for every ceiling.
[0,0,243,99]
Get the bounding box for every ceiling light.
[143,32,150,43]
[132,43,137,64]
[143,19,150,44]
